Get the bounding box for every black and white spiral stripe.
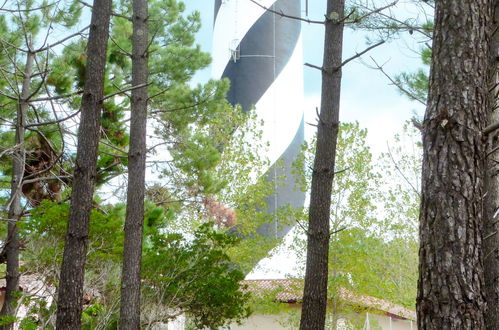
[213,0,305,238]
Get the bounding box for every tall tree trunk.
[55,0,112,327]
[484,3,499,329]
[416,1,495,329]
[119,0,148,327]
[0,47,34,329]
[299,0,344,328]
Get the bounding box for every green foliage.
[21,200,252,328]
[0,316,17,326]
[142,222,251,328]
[395,69,429,103]
[287,122,418,327]
[0,0,288,328]
[394,22,433,103]
[377,122,421,238]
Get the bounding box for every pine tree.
[417,0,495,328]
[56,0,112,327]
[0,2,81,326]
[119,0,148,326]
[484,3,499,329]
[300,0,345,328]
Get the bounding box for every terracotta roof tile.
[241,279,416,321]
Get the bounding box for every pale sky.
[185,0,427,156]
[182,0,429,278]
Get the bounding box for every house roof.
[241,278,416,321]
[241,279,302,303]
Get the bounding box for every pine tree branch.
[0,91,17,101]
[36,26,89,53]
[78,0,131,21]
[147,86,171,101]
[26,51,50,101]
[101,83,151,101]
[295,219,309,235]
[0,115,16,126]
[25,110,81,128]
[304,63,324,72]
[345,1,398,24]
[248,0,324,25]
[22,175,72,185]
[30,90,84,103]
[0,2,56,13]
[109,36,132,57]
[335,40,385,70]
[0,42,24,94]
[149,93,216,114]
[369,56,427,106]
[386,142,421,197]
[329,226,347,237]
[361,4,432,39]
[0,36,25,53]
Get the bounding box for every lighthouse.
[213,0,305,238]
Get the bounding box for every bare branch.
[102,83,150,101]
[411,118,423,132]
[30,90,83,103]
[337,40,385,70]
[0,115,16,126]
[78,0,131,20]
[0,90,18,101]
[147,86,171,101]
[22,175,72,185]
[304,63,324,72]
[295,219,309,235]
[150,92,216,115]
[338,8,356,24]
[329,226,347,236]
[483,121,499,136]
[0,36,26,53]
[345,1,398,24]
[36,26,89,53]
[484,230,498,241]
[0,2,56,13]
[369,57,427,106]
[248,0,324,25]
[109,35,132,57]
[26,110,81,128]
[362,4,432,39]
[386,142,421,197]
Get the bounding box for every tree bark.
[484,3,499,329]
[119,0,148,327]
[299,0,344,329]
[0,47,34,329]
[55,0,112,328]
[417,1,495,329]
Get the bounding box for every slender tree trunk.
[55,0,112,327]
[0,47,34,329]
[416,1,495,329]
[119,0,148,327]
[484,4,499,329]
[299,0,344,328]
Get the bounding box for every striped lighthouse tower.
[213,0,305,238]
